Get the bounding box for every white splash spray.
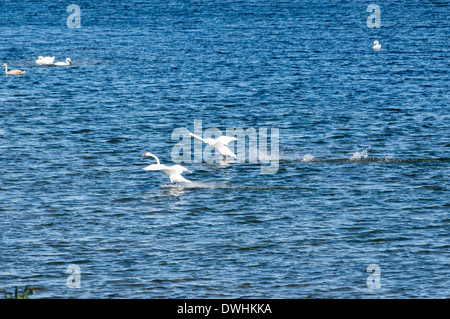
[350,146,371,161]
[302,154,315,162]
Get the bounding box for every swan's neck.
[150,154,160,165]
[189,132,207,144]
[4,65,7,74]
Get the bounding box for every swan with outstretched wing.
[142,152,192,184]
[187,132,237,160]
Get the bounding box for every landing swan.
[3,63,25,75]
[187,132,237,160]
[36,56,55,65]
[142,152,192,184]
[373,41,381,51]
[54,58,72,66]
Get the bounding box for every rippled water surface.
[0,0,448,298]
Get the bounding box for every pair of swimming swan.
[36,56,72,66]
[3,56,72,75]
[142,132,237,184]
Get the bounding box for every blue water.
[0,0,448,298]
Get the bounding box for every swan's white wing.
[37,56,55,65]
[143,164,168,171]
[170,165,192,174]
[216,144,237,158]
[203,138,216,146]
[169,173,191,183]
[161,166,192,183]
[215,136,237,145]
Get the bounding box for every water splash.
[350,146,371,161]
[302,154,315,162]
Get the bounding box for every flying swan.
[36,56,55,65]
[187,132,237,160]
[3,63,25,75]
[54,58,72,66]
[373,41,381,51]
[142,152,192,184]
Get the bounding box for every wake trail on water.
[145,145,448,193]
[279,146,449,164]
[160,182,296,191]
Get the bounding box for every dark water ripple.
[0,0,449,298]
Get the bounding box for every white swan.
[3,63,25,75]
[373,41,381,51]
[142,152,192,184]
[187,132,237,160]
[54,58,72,66]
[36,56,55,65]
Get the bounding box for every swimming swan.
[142,152,192,184]
[36,56,55,65]
[54,58,72,66]
[373,41,381,51]
[3,63,25,75]
[187,132,237,160]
